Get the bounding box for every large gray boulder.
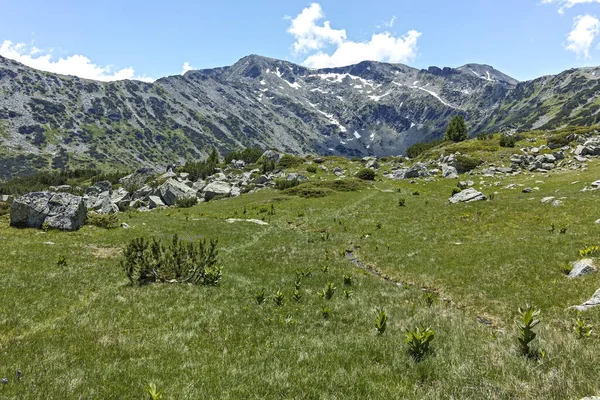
[393,163,429,180]
[442,164,459,179]
[203,181,232,200]
[449,188,487,204]
[569,259,597,279]
[262,150,284,163]
[569,289,600,311]
[158,178,196,206]
[85,181,112,196]
[10,192,87,231]
[119,168,156,189]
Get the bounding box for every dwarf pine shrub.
[87,213,119,229]
[356,168,376,181]
[121,235,220,286]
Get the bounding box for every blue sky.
[1,0,600,82]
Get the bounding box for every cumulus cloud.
[565,14,600,57]
[0,40,154,82]
[542,0,600,14]
[287,4,420,68]
[181,61,195,75]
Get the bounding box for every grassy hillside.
[1,137,600,398]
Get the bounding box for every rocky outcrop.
[10,192,87,230]
[448,188,487,204]
[569,289,600,311]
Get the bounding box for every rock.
[552,200,563,207]
[568,259,597,279]
[366,159,380,170]
[158,178,196,206]
[254,175,270,185]
[595,219,600,224]
[10,192,87,231]
[458,180,474,189]
[85,181,112,196]
[119,168,156,189]
[121,222,130,229]
[286,173,308,182]
[232,160,245,169]
[55,185,72,192]
[442,164,458,179]
[203,181,232,201]
[132,185,153,201]
[0,195,13,203]
[147,195,165,209]
[110,187,130,205]
[179,172,190,179]
[393,163,429,180]
[91,192,118,214]
[159,171,177,181]
[540,196,555,204]
[522,187,534,193]
[448,188,487,204]
[261,150,284,163]
[569,289,600,311]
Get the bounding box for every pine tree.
[207,148,219,165]
[445,115,468,142]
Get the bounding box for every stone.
[254,175,270,185]
[85,181,112,196]
[448,188,487,204]
[148,195,165,209]
[442,164,458,179]
[10,192,87,231]
[286,173,308,182]
[91,192,118,214]
[595,219,600,224]
[132,185,153,201]
[458,180,474,189]
[202,181,232,201]
[119,167,156,189]
[261,150,284,163]
[540,196,555,204]
[110,187,130,205]
[121,222,130,229]
[569,289,600,311]
[522,187,534,193]
[568,259,597,279]
[552,200,563,207]
[232,160,245,169]
[55,185,72,192]
[158,178,196,206]
[365,159,380,169]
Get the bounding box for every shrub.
[398,198,406,207]
[57,255,68,267]
[0,201,10,216]
[275,178,301,190]
[574,313,593,339]
[255,289,266,305]
[445,115,468,142]
[121,235,220,286]
[320,178,365,192]
[306,165,317,174]
[405,326,435,361]
[278,154,303,168]
[499,135,517,148]
[356,168,376,181]
[178,159,216,181]
[406,139,444,158]
[477,132,494,140]
[175,196,198,208]
[273,290,285,307]
[260,159,276,174]
[451,187,462,196]
[224,147,263,164]
[516,303,541,358]
[87,213,119,229]
[283,183,333,198]
[320,282,336,300]
[321,306,331,319]
[455,155,481,173]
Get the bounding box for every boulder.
[442,164,459,179]
[203,181,232,201]
[393,163,429,180]
[119,168,156,189]
[110,187,131,205]
[261,150,284,163]
[365,159,380,170]
[148,195,166,209]
[569,289,600,311]
[448,188,487,204]
[158,178,196,206]
[232,160,245,169]
[10,192,86,231]
[569,259,597,279]
[85,181,112,196]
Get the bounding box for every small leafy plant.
[579,245,599,257]
[56,255,68,267]
[273,290,285,307]
[320,282,336,300]
[293,290,302,302]
[574,313,593,339]
[343,274,353,286]
[321,306,331,319]
[424,291,437,307]
[405,325,435,361]
[321,265,329,273]
[343,289,353,299]
[374,308,387,335]
[175,196,198,208]
[398,198,406,207]
[255,289,266,305]
[146,383,163,400]
[516,304,541,358]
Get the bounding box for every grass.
[1,149,600,398]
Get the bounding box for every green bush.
[306,165,318,174]
[406,139,444,158]
[477,132,494,141]
[0,202,10,216]
[445,115,468,142]
[224,147,264,164]
[405,325,435,361]
[87,213,119,229]
[121,235,221,286]
[178,159,216,181]
[278,154,303,168]
[455,155,481,173]
[175,196,198,208]
[283,184,333,198]
[499,135,516,148]
[261,159,276,174]
[275,178,301,190]
[355,168,376,181]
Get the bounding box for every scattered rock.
[522,187,534,193]
[448,188,487,204]
[365,159,380,170]
[10,192,87,231]
[203,181,232,201]
[121,222,130,229]
[442,164,458,179]
[568,259,597,278]
[552,200,563,207]
[569,289,600,311]
[226,218,269,226]
[540,196,555,204]
[158,178,196,206]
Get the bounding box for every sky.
[1,0,600,83]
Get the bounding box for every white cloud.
[181,61,195,75]
[565,14,600,57]
[542,0,600,14]
[0,40,154,82]
[287,3,346,54]
[287,4,421,68]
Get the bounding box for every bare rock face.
[10,192,87,231]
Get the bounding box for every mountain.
[0,53,599,179]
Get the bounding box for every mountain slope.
[0,54,598,179]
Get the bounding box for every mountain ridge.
[0,53,599,179]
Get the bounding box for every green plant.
[343,289,353,299]
[146,383,163,400]
[579,245,599,257]
[516,304,541,358]
[425,291,436,307]
[574,313,593,339]
[273,290,285,307]
[275,178,301,190]
[260,159,276,174]
[175,196,198,208]
[405,325,435,361]
[355,168,376,181]
[320,282,336,300]
[374,308,387,335]
[121,235,220,286]
[255,289,266,305]
[278,154,302,168]
[451,187,462,196]
[499,135,516,148]
[455,155,480,172]
[343,274,353,286]
[560,264,573,275]
[406,139,444,158]
[398,198,406,207]
[293,290,302,302]
[321,265,329,273]
[306,165,317,174]
[445,115,468,142]
[321,306,331,319]
[56,255,68,267]
[87,213,119,229]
